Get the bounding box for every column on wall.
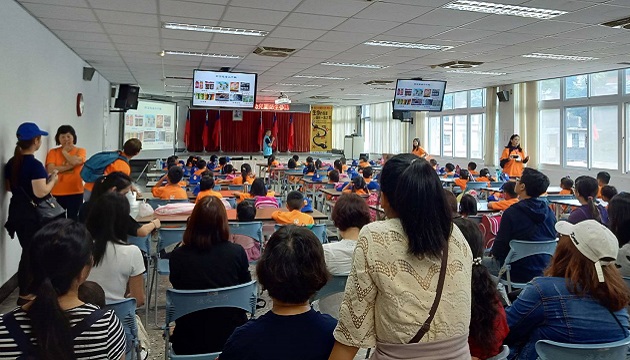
[484,87,498,167]
[514,81,539,169]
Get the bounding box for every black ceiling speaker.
[497,90,510,102]
[83,67,95,81]
[114,84,139,110]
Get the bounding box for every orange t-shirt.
[469,170,479,176]
[84,157,130,191]
[196,189,223,203]
[342,164,349,171]
[597,185,603,199]
[454,178,468,191]
[46,147,87,196]
[358,160,369,168]
[239,191,275,203]
[152,184,187,200]
[343,188,368,196]
[232,175,256,185]
[475,176,491,183]
[272,209,314,225]
[500,148,527,177]
[412,147,427,158]
[488,198,519,211]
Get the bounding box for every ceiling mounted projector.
[275,92,292,105]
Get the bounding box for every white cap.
[555,220,618,283]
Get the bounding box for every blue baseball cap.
[17,122,48,141]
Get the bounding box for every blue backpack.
[80,151,128,183]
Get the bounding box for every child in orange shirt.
[443,163,455,178]
[236,178,275,203]
[358,156,369,170]
[271,191,314,225]
[467,161,478,176]
[193,159,207,177]
[488,181,519,211]
[454,169,469,192]
[475,168,495,183]
[232,163,256,185]
[152,166,188,200]
[559,176,574,195]
[342,176,368,196]
[196,176,223,203]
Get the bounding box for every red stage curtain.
[186,110,310,153]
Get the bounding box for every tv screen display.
[393,79,447,112]
[192,70,257,108]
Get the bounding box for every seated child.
[468,161,478,176]
[186,155,198,168]
[358,156,369,169]
[454,169,469,191]
[443,163,455,177]
[601,185,618,204]
[236,178,275,203]
[216,156,228,172]
[340,157,349,172]
[332,160,349,181]
[430,158,438,171]
[488,181,519,211]
[597,171,611,199]
[292,154,301,166]
[342,176,368,196]
[267,154,279,169]
[229,201,261,262]
[196,176,223,203]
[303,163,316,176]
[305,156,314,167]
[164,155,178,170]
[232,163,255,185]
[362,167,380,191]
[475,168,495,183]
[315,159,323,170]
[193,159,207,176]
[207,154,218,171]
[459,194,478,217]
[220,226,336,360]
[560,176,574,195]
[271,191,314,225]
[152,166,188,200]
[328,170,340,184]
[78,280,106,308]
[221,164,238,181]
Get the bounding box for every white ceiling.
[15,0,630,106]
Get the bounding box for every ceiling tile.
[22,3,96,21]
[317,31,376,44]
[94,9,158,26]
[258,37,311,49]
[384,23,452,38]
[159,0,225,20]
[87,0,157,13]
[554,4,630,24]
[269,27,327,41]
[102,24,159,37]
[280,13,346,30]
[54,30,109,42]
[410,8,489,27]
[432,28,498,42]
[116,43,162,52]
[162,39,210,52]
[555,25,625,40]
[39,18,103,32]
[229,0,301,11]
[294,0,370,17]
[19,0,87,6]
[110,34,160,45]
[334,18,400,33]
[520,0,597,12]
[464,15,539,32]
[216,21,275,31]
[160,28,214,41]
[206,43,255,55]
[477,32,541,45]
[353,3,432,22]
[221,7,288,26]
[510,20,587,36]
[304,41,356,52]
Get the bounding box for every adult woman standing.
[500,134,529,178]
[46,125,86,220]
[169,196,251,355]
[263,129,274,158]
[329,154,472,360]
[411,137,428,158]
[4,122,58,304]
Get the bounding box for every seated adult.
[568,175,609,225]
[506,220,630,360]
[220,226,337,360]
[488,181,519,211]
[169,196,251,355]
[0,219,125,359]
[485,168,556,283]
[608,192,630,277]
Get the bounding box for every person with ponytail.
[453,217,508,360]
[232,163,255,185]
[568,175,609,225]
[4,122,58,305]
[0,219,126,359]
[329,154,472,360]
[411,137,428,158]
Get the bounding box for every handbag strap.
[18,186,37,208]
[409,241,449,344]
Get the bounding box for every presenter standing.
[411,137,428,158]
[500,134,529,178]
[263,129,274,158]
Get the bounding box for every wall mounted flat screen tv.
[393,79,447,112]
[192,70,257,108]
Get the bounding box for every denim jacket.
[505,276,629,360]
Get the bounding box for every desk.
[545,186,564,194]
[319,188,343,197]
[477,202,499,213]
[136,208,328,224]
[255,163,268,178]
[140,191,235,200]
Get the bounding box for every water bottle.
[496,168,501,181]
[156,159,162,169]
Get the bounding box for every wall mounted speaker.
[83,67,95,81]
[497,90,510,102]
[114,84,139,110]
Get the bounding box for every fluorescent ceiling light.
[276,83,322,87]
[163,22,268,36]
[447,70,506,75]
[164,50,241,59]
[364,40,454,50]
[321,62,389,69]
[294,75,347,80]
[442,1,567,19]
[522,53,597,61]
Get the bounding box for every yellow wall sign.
[310,105,333,151]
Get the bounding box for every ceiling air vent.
[434,61,483,69]
[363,80,393,85]
[310,96,330,99]
[253,46,296,57]
[601,16,630,29]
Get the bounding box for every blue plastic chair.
[213,184,221,191]
[164,281,258,360]
[311,275,348,303]
[106,298,140,360]
[466,181,489,191]
[498,239,558,292]
[225,198,237,209]
[535,336,630,360]
[490,181,505,188]
[274,224,328,244]
[147,198,189,209]
[487,345,509,360]
[127,234,152,325]
[229,221,264,253]
[228,185,243,191]
[150,227,185,325]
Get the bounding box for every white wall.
[0,1,116,286]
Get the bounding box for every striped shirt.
[0,303,126,359]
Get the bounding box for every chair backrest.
[505,239,558,265]
[487,345,509,360]
[311,275,348,303]
[274,224,328,243]
[127,234,151,254]
[213,184,222,191]
[466,182,488,191]
[535,337,630,360]
[229,222,263,247]
[165,280,258,325]
[228,185,243,191]
[105,298,138,352]
[157,227,186,252]
[224,197,237,209]
[479,214,502,250]
[147,198,189,209]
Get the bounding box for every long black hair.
[241,163,252,182]
[412,137,421,151]
[380,154,452,258]
[86,192,131,266]
[249,178,267,197]
[459,194,478,217]
[575,175,601,223]
[28,219,94,360]
[91,172,133,200]
[504,133,522,151]
[10,138,39,186]
[453,217,501,357]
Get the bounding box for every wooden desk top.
[137,208,328,223]
[319,188,342,197]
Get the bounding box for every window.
[539,79,560,100]
[539,109,561,165]
[443,116,453,157]
[428,116,441,155]
[470,89,484,107]
[565,75,587,99]
[591,105,618,170]
[470,114,484,159]
[443,93,454,110]
[454,91,468,109]
[626,69,630,94]
[565,107,588,167]
[453,115,468,158]
[590,71,618,97]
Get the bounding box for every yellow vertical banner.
[310,105,333,151]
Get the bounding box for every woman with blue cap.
[4,122,58,305]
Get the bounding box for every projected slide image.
[123,100,177,151]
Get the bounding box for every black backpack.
[2,308,106,359]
